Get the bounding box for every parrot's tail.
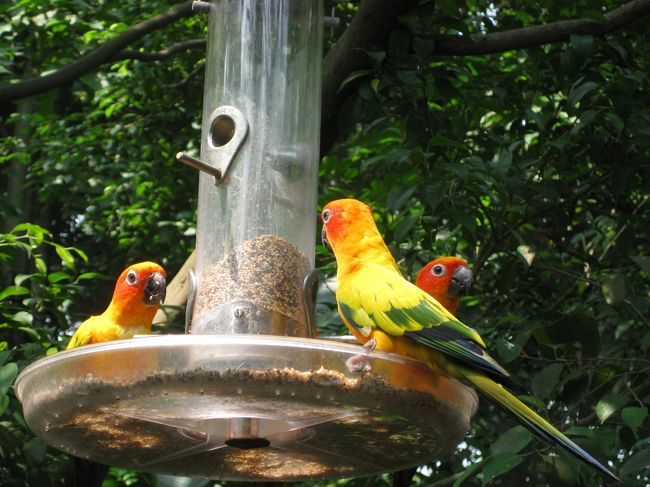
[460,367,620,483]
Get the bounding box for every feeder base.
[16,335,477,480]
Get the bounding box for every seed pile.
[193,235,310,328]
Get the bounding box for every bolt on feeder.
[15,0,478,481]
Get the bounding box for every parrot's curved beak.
[143,271,166,305]
[449,265,473,298]
[321,225,331,250]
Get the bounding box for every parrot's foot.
[345,339,377,373]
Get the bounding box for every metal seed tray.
[16,335,477,481]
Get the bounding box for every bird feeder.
[16,0,477,481]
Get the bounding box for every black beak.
[449,266,473,298]
[321,225,330,250]
[143,271,166,305]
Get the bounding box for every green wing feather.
[337,263,525,391]
[337,263,483,341]
[462,367,619,482]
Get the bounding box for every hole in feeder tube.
[225,437,270,450]
[210,114,236,147]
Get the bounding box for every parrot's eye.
[431,264,446,277]
[322,209,331,223]
[126,270,138,285]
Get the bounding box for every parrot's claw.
[345,355,372,373]
[364,338,377,352]
[345,339,377,373]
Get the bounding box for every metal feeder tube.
[188,0,322,337]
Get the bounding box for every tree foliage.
[1,0,649,486]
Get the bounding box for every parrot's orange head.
[416,256,472,314]
[113,261,167,309]
[321,198,375,253]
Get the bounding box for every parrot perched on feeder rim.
[320,198,619,483]
[416,256,473,315]
[67,262,167,349]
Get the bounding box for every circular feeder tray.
[16,335,477,481]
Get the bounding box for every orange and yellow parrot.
[321,198,618,482]
[67,262,166,349]
[416,257,473,315]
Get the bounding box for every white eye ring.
[322,209,331,223]
[431,264,446,277]
[126,270,138,285]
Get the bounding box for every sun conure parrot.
[416,257,473,315]
[67,262,167,349]
[321,198,619,482]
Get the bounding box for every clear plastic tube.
[192,1,323,336]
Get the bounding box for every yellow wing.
[67,315,125,349]
[337,262,477,338]
[336,262,526,392]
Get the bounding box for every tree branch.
[4,0,648,112]
[114,38,205,62]
[432,0,650,55]
[0,1,194,103]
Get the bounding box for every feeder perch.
[16,0,478,481]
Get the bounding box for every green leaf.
[570,34,593,58]
[496,338,522,364]
[605,112,624,134]
[631,256,650,274]
[11,223,50,240]
[362,50,386,68]
[14,273,35,286]
[452,459,485,487]
[568,81,598,107]
[491,426,533,455]
[54,244,75,269]
[621,406,647,435]
[531,363,563,399]
[0,285,30,301]
[23,437,47,465]
[430,134,466,150]
[602,273,626,305]
[11,311,33,326]
[47,271,71,283]
[72,247,89,262]
[18,327,40,339]
[595,393,628,423]
[482,453,524,485]
[34,256,47,274]
[437,0,460,16]
[338,70,374,93]
[0,362,18,400]
[619,449,650,478]
[387,185,417,211]
[76,272,108,281]
[393,214,419,243]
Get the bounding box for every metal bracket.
[206,105,248,181]
[177,105,249,185]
